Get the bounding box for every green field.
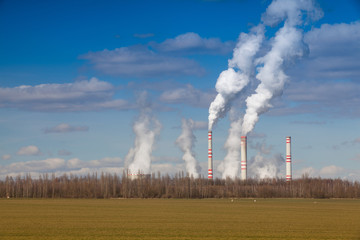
[0,198,359,240]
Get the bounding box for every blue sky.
[0,0,359,180]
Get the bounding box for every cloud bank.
[81,32,233,78]
[270,21,360,117]
[0,78,131,112]
[0,157,123,179]
[82,46,205,78]
[301,21,360,80]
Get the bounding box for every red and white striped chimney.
[241,136,247,180]
[208,131,213,179]
[286,136,292,182]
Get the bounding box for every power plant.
[128,132,293,181]
[207,134,292,181]
[208,131,213,179]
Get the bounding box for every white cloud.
[1,156,357,181]
[17,145,41,156]
[0,77,112,102]
[295,167,317,178]
[150,158,210,178]
[160,84,215,108]
[294,165,359,181]
[0,154,206,179]
[0,157,123,179]
[346,170,360,182]
[287,80,360,103]
[81,32,232,78]
[0,78,132,112]
[319,165,344,176]
[45,123,89,133]
[153,32,234,54]
[81,46,205,78]
[66,157,123,169]
[88,157,123,168]
[305,22,360,70]
[269,80,360,117]
[289,21,360,80]
[66,158,83,169]
[268,22,360,117]
[2,154,11,160]
[0,158,65,174]
[59,167,125,177]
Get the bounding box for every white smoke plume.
[176,118,200,178]
[248,142,284,179]
[249,153,284,179]
[208,26,264,130]
[220,117,242,179]
[126,92,162,175]
[210,0,322,179]
[241,0,323,135]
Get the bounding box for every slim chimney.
[208,131,213,179]
[286,136,292,182]
[241,136,247,180]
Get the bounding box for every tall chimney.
[286,136,292,182]
[240,136,247,180]
[208,131,213,179]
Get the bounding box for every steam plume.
[249,150,284,179]
[126,93,162,174]
[208,26,264,130]
[211,0,322,179]
[176,118,200,178]
[243,141,283,179]
[241,0,323,135]
[220,117,242,179]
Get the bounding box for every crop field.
[0,198,359,240]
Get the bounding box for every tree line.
[0,172,359,199]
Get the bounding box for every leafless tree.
[0,172,359,199]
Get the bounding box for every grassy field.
[0,198,359,240]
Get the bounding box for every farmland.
[0,198,359,240]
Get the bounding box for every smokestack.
[286,136,292,182]
[240,136,247,180]
[208,131,213,179]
